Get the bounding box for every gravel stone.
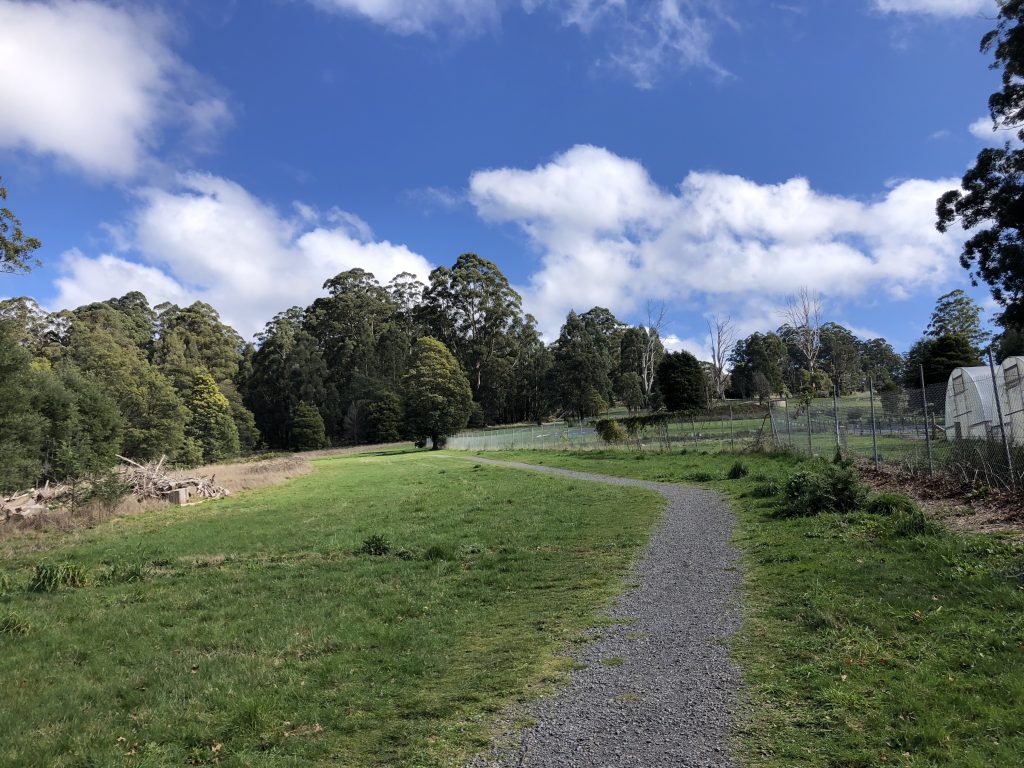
[464,457,741,768]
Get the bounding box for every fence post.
[767,399,779,444]
[869,377,879,470]
[728,404,735,449]
[988,348,1017,489]
[785,399,793,447]
[806,399,813,455]
[919,364,935,475]
[832,385,841,456]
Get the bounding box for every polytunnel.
[1000,356,1024,446]
[943,365,1005,441]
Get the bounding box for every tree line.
[2,242,1011,495]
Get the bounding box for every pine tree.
[290,401,328,451]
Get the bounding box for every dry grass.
[0,454,313,544]
[168,454,312,494]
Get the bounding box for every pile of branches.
[1,482,71,522]
[118,456,230,501]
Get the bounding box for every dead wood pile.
[118,456,230,502]
[1,456,230,524]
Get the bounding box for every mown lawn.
[481,449,1024,767]
[0,451,662,767]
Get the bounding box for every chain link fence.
[448,360,1024,490]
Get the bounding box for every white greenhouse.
[943,366,1005,441]
[1000,356,1024,445]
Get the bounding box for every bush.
[776,464,867,518]
[688,471,718,482]
[423,544,453,561]
[358,534,390,556]
[887,506,937,537]
[595,419,627,444]
[727,461,749,480]
[29,562,87,592]
[751,478,783,498]
[865,492,918,517]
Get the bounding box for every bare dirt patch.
[857,462,1024,537]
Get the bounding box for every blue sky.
[0,0,1009,356]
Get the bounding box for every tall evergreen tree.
[402,337,472,449]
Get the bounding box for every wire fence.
[448,359,1024,490]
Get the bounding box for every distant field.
[0,450,662,767]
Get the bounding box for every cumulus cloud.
[969,115,1022,146]
[0,0,230,178]
[469,144,963,338]
[49,173,434,338]
[872,0,994,16]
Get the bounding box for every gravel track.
[464,457,741,768]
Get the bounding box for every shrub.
[727,461,749,480]
[595,419,627,444]
[358,534,390,556]
[887,506,936,537]
[751,479,783,498]
[29,562,87,592]
[865,492,918,517]
[423,544,452,561]
[688,471,718,482]
[776,464,867,518]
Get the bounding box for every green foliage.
[367,391,404,443]
[289,401,328,451]
[358,534,391,556]
[101,559,146,584]
[184,371,240,464]
[864,491,918,517]
[777,463,867,518]
[0,177,41,274]
[727,460,749,479]
[728,332,787,401]
[925,289,989,353]
[595,418,627,443]
[937,4,1024,327]
[86,470,131,513]
[28,563,87,592]
[656,350,708,412]
[553,310,614,419]
[750,478,783,498]
[402,337,473,449]
[0,612,31,635]
[0,319,46,491]
[582,388,608,417]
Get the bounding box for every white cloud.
[469,144,964,338]
[48,173,434,338]
[307,0,727,87]
[873,0,994,16]
[969,115,1022,146]
[0,1,230,178]
[307,0,500,34]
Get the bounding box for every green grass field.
[481,449,1024,767]
[0,450,662,767]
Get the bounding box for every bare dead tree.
[781,287,823,373]
[640,302,665,404]
[706,314,736,401]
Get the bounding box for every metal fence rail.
[449,364,1023,490]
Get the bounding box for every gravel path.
[464,457,741,768]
